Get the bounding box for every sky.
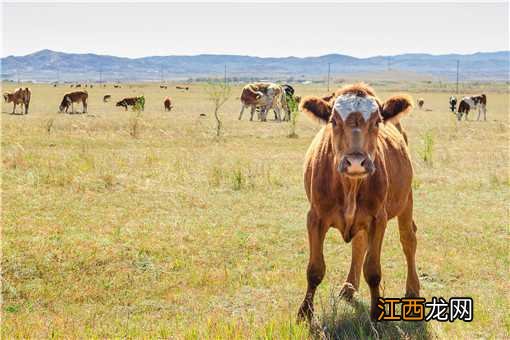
[2,2,509,58]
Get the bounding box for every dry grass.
[1,81,509,338]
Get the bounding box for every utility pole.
[327,62,331,92]
[456,60,460,94]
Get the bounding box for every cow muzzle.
[338,153,375,177]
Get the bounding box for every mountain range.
[1,49,509,82]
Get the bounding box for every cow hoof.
[339,282,357,301]
[404,290,420,299]
[297,301,313,323]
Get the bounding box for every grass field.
[2,81,509,338]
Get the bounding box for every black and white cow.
[449,96,457,113]
[457,94,487,121]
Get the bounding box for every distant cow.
[114,85,121,88]
[59,91,88,114]
[116,97,142,111]
[70,84,74,88]
[103,95,112,103]
[75,84,82,88]
[164,97,173,111]
[160,85,168,89]
[239,83,289,121]
[3,88,31,114]
[417,98,424,109]
[282,84,295,97]
[176,86,189,91]
[449,96,457,112]
[457,94,487,121]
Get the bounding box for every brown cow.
[297,83,419,321]
[3,88,31,114]
[59,91,88,114]
[417,98,424,109]
[116,97,139,111]
[164,97,173,111]
[176,86,189,90]
[103,95,111,103]
[239,83,289,121]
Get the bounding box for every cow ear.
[299,96,333,123]
[381,94,413,124]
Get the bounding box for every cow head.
[59,96,71,112]
[300,83,412,178]
[3,93,9,102]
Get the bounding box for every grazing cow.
[417,98,424,109]
[75,84,81,88]
[176,86,189,91]
[457,94,487,121]
[3,88,31,114]
[297,83,419,321]
[239,83,289,121]
[449,96,457,112]
[160,85,168,89]
[116,97,141,111]
[282,84,295,97]
[163,97,173,111]
[114,85,121,88]
[59,91,88,114]
[103,95,112,103]
[70,84,74,88]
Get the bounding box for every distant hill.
[1,49,509,82]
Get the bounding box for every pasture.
[2,81,509,338]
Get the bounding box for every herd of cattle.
[3,84,488,122]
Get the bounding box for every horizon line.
[3,48,510,60]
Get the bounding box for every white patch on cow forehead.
[333,94,379,121]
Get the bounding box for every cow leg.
[238,105,246,120]
[340,229,367,300]
[24,102,29,114]
[483,106,487,121]
[249,106,255,121]
[83,100,87,113]
[397,195,420,298]
[12,103,16,114]
[363,212,387,320]
[298,210,327,322]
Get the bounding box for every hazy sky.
[2,2,509,58]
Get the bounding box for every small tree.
[129,95,145,138]
[286,94,299,138]
[206,81,231,137]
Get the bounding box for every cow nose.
[339,154,371,175]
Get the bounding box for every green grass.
[1,81,509,338]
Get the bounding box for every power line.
[327,63,331,92]
[456,60,460,94]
